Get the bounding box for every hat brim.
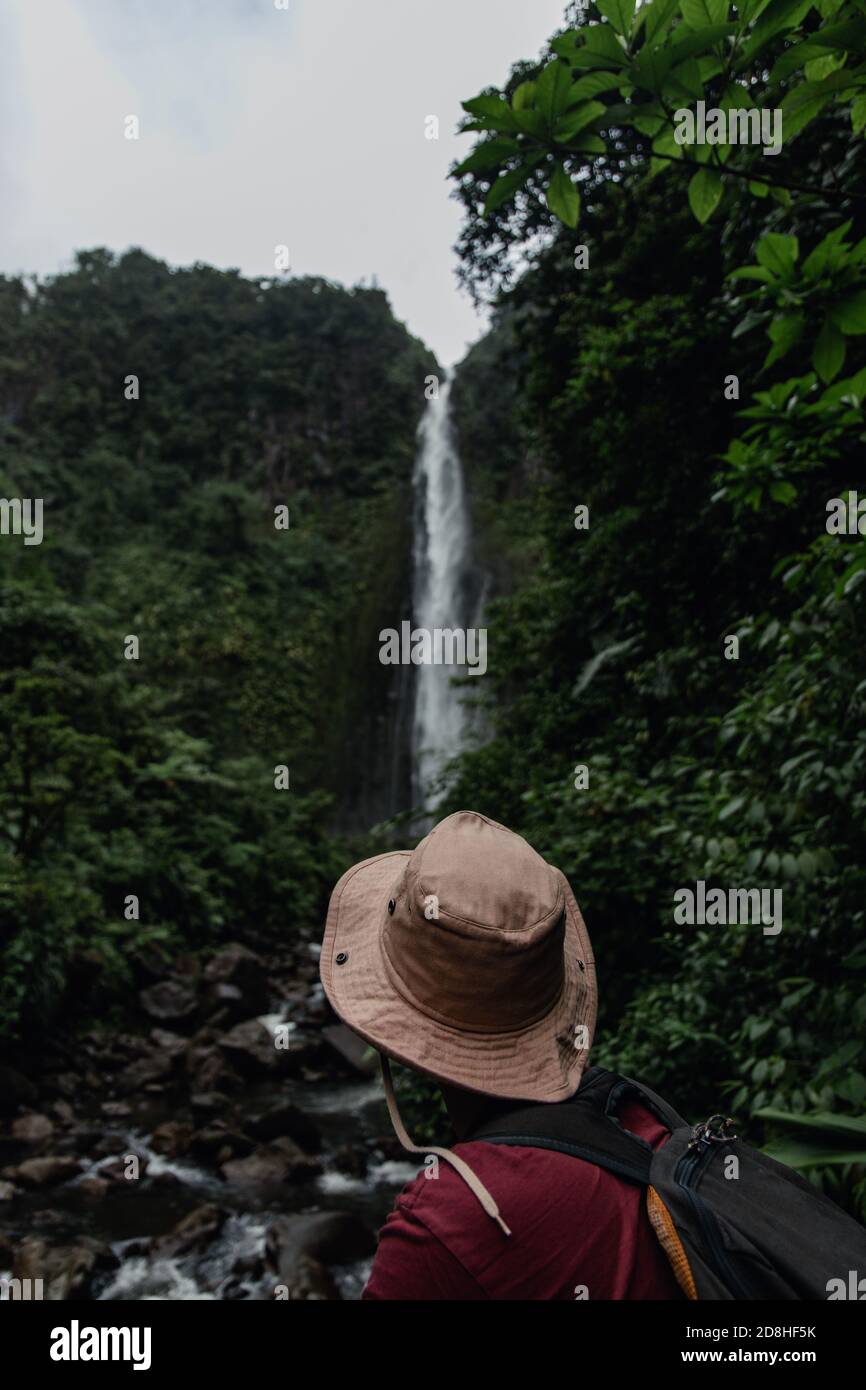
[320,850,597,1103]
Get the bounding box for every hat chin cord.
[379,1054,512,1238]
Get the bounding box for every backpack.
[467,1065,866,1300]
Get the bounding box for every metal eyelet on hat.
[336,951,348,965]
[388,899,396,915]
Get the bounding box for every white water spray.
[411,379,475,807]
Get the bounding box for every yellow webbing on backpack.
[647,1185,698,1300]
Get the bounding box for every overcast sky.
[0,0,569,366]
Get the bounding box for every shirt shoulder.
[363,1099,683,1301]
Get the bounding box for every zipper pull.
[687,1113,737,1153]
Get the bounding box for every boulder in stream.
[153,1202,229,1258]
[246,1100,321,1151]
[14,1235,119,1300]
[149,1120,194,1158]
[203,943,270,1015]
[5,1155,82,1188]
[219,1137,321,1185]
[11,1112,55,1145]
[139,979,199,1028]
[265,1212,375,1299]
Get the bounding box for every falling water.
[411,378,476,809]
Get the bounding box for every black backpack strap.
[467,1067,674,1186]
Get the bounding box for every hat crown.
[383,811,566,1032]
[411,810,560,930]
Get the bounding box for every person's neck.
[440,1083,516,1141]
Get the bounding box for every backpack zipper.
[675,1120,754,1300]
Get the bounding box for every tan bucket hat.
[320,810,597,1103]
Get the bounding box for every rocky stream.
[0,937,419,1300]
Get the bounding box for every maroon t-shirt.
[363,1097,684,1300]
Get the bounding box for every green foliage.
[453,1,866,233]
[0,250,436,1042]
[448,3,866,1219]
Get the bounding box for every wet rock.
[116,1053,175,1092]
[77,1176,110,1203]
[217,1019,281,1076]
[149,1121,193,1158]
[11,1113,55,1145]
[246,1100,321,1152]
[203,943,270,1015]
[7,1156,82,1188]
[190,1124,253,1164]
[220,1137,321,1186]
[13,1235,119,1300]
[154,1203,228,1258]
[99,1101,132,1119]
[139,980,198,1027]
[0,1179,18,1201]
[186,1046,244,1094]
[203,982,247,1023]
[218,1019,324,1077]
[0,1063,36,1113]
[149,1028,188,1060]
[51,1100,75,1125]
[270,1254,340,1300]
[266,1212,374,1296]
[189,1090,230,1118]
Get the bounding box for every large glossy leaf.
[762,1138,866,1167]
[567,71,625,101]
[583,23,629,66]
[756,232,799,275]
[483,159,539,214]
[546,162,581,227]
[813,317,846,381]
[554,100,607,141]
[668,22,739,65]
[830,290,866,334]
[636,0,680,38]
[461,94,519,133]
[535,59,574,124]
[782,70,861,141]
[597,0,637,35]
[681,0,730,26]
[739,0,817,65]
[452,138,521,177]
[759,1110,866,1137]
[688,166,724,222]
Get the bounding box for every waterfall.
[411,378,476,810]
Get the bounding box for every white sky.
[0,0,568,366]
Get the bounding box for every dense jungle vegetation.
[444,0,866,1210]
[0,252,435,1040]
